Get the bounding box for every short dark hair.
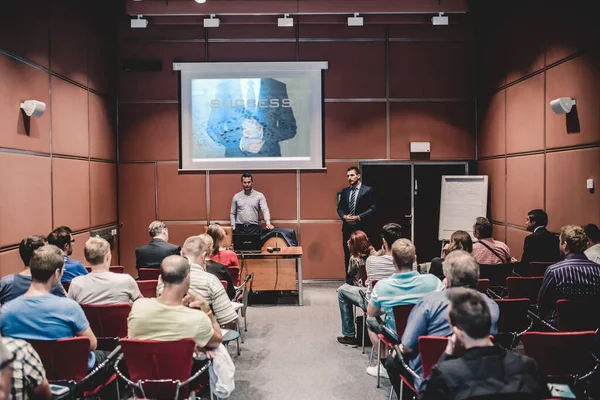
[381,223,402,248]
[30,245,64,283]
[583,224,600,243]
[347,166,359,174]
[19,235,47,267]
[160,255,190,285]
[528,209,548,227]
[447,287,491,340]
[473,217,493,239]
[560,225,588,254]
[241,172,253,181]
[47,227,72,251]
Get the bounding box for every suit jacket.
[336,184,376,233]
[521,227,561,264]
[135,238,181,272]
[207,78,297,157]
[206,260,236,300]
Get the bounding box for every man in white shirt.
[68,237,141,305]
[584,224,600,263]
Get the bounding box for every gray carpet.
[227,282,392,400]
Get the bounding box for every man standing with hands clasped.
[231,172,274,235]
[337,166,376,282]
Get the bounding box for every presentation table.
[238,247,304,306]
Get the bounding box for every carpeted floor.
[226,282,392,400]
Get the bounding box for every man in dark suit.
[207,78,297,157]
[521,209,561,264]
[135,221,181,274]
[337,166,376,282]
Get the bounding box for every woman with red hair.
[346,230,375,286]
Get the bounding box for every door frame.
[359,161,469,246]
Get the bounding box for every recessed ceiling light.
[195,0,207,3]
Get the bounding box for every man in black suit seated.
[336,166,376,283]
[521,209,561,264]
[135,221,181,274]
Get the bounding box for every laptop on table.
[233,234,262,253]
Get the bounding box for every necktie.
[349,187,357,215]
[246,81,256,114]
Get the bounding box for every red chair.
[137,280,158,298]
[556,299,600,332]
[139,268,160,280]
[85,267,92,273]
[116,339,210,399]
[109,266,125,274]
[82,304,131,350]
[418,336,450,379]
[62,281,71,293]
[359,279,379,354]
[479,263,515,290]
[477,279,491,295]
[506,276,543,304]
[515,261,554,277]
[494,298,532,349]
[227,266,240,286]
[220,280,228,291]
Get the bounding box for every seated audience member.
[1,336,52,400]
[0,235,65,304]
[198,234,235,299]
[68,237,141,305]
[207,224,239,269]
[584,223,600,263]
[135,221,180,273]
[521,209,561,264]
[366,239,444,378]
[128,255,223,352]
[337,223,401,346]
[420,288,549,400]
[538,225,600,327]
[47,226,88,284]
[157,236,238,328]
[0,245,106,372]
[429,230,473,280]
[472,217,513,264]
[345,230,375,286]
[387,250,500,394]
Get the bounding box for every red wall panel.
[51,76,89,157]
[90,162,117,226]
[505,73,544,154]
[71,231,91,267]
[157,162,207,221]
[50,5,88,86]
[167,223,204,249]
[299,25,386,39]
[478,91,505,158]
[300,161,355,220]
[89,94,116,161]
[493,223,506,243]
[300,222,344,279]
[52,158,90,231]
[506,155,544,227]
[506,226,528,262]
[478,158,506,223]
[208,42,296,62]
[0,249,23,277]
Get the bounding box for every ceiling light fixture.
[131,15,149,28]
[204,14,220,28]
[195,0,207,3]
[278,14,293,27]
[347,13,363,27]
[432,12,449,26]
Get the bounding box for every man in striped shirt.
[538,225,600,327]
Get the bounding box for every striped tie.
[349,187,357,215]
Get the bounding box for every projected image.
[191,78,311,159]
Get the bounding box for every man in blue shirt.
[366,238,444,378]
[47,226,88,283]
[0,244,103,371]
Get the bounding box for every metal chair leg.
[369,342,375,366]
[377,339,381,388]
[236,336,241,356]
[400,379,404,400]
[362,311,367,354]
[388,386,394,400]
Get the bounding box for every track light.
[347,13,363,27]
[432,12,448,26]
[195,0,206,3]
[131,15,149,29]
[204,14,220,28]
[278,14,293,27]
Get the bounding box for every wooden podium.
[238,247,304,306]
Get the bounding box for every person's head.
[559,225,588,256]
[241,172,253,193]
[198,234,214,258]
[206,224,225,256]
[346,166,361,187]
[448,231,473,254]
[381,223,402,253]
[447,287,492,346]
[47,226,74,256]
[160,255,191,293]
[442,250,479,290]
[18,235,47,267]
[473,217,493,240]
[148,221,169,241]
[347,230,373,258]
[181,236,208,266]
[84,237,111,267]
[29,245,64,286]
[0,339,13,400]
[583,224,600,248]
[526,209,548,232]
[391,239,416,271]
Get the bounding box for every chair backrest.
[120,339,196,382]
[494,298,530,333]
[139,268,161,280]
[220,280,228,291]
[477,279,490,294]
[29,337,90,381]
[62,281,71,293]
[479,263,515,288]
[506,276,543,304]
[109,266,125,274]
[82,304,131,338]
[227,266,240,286]
[392,304,416,338]
[515,261,554,277]
[557,299,600,332]
[418,336,448,379]
[522,331,597,378]
[137,280,158,298]
[85,266,92,273]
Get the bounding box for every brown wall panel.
[390,102,475,159]
[478,27,507,93]
[157,162,207,221]
[167,223,204,249]
[299,25,385,39]
[493,223,506,243]
[210,25,295,39]
[71,231,91,267]
[478,158,506,223]
[300,161,355,220]
[89,94,116,161]
[478,91,505,158]
[90,162,117,226]
[546,55,600,149]
[503,6,545,84]
[87,26,115,96]
[506,226,528,262]
[545,148,600,232]
[506,155,544,226]
[506,73,544,154]
[389,42,473,98]
[300,222,343,279]
[49,5,88,86]
[325,103,386,159]
[119,103,179,161]
[0,249,23,277]
[51,76,89,157]
[52,158,90,231]
[0,55,51,153]
[389,25,472,41]
[299,42,386,98]
[0,154,52,247]
[208,42,296,62]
